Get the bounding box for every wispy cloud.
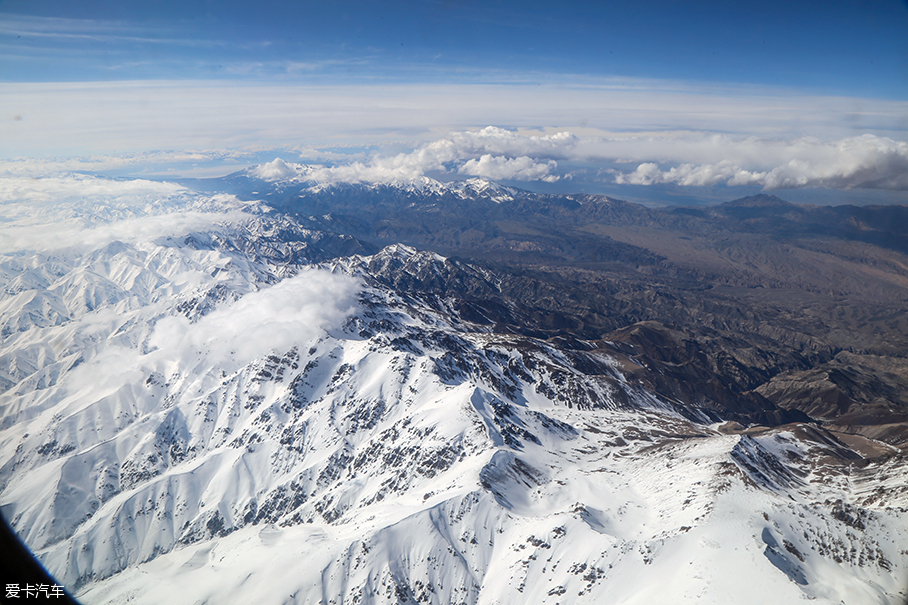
[219,58,371,78]
[2,79,908,192]
[3,79,907,158]
[0,151,242,177]
[0,15,221,47]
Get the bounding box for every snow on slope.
[239,159,521,202]
[0,180,906,605]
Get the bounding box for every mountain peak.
[449,177,517,202]
[4,190,907,605]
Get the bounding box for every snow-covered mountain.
[1,179,907,605]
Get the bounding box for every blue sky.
[1,0,907,202]
[2,0,907,96]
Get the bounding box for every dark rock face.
[176,174,908,448]
[196,178,908,446]
[5,177,908,604]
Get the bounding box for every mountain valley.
[1,168,907,604]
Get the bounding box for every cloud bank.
[3,128,907,194]
[1,210,253,255]
[4,79,907,158]
[610,134,908,190]
[252,128,908,192]
[298,127,571,184]
[0,173,255,253]
[459,155,559,182]
[0,173,187,206]
[2,75,907,193]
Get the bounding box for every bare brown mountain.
[207,174,908,449]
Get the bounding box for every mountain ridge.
[1,174,907,604]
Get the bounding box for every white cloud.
[0,173,187,205]
[280,128,908,191]
[440,127,578,159]
[613,162,663,186]
[297,128,908,191]
[299,127,572,184]
[459,155,559,182]
[0,173,255,253]
[292,146,368,164]
[0,174,193,236]
[0,209,253,254]
[611,134,908,190]
[613,160,765,187]
[0,150,256,178]
[2,76,908,192]
[0,14,215,47]
[249,158,300,181]
[307,155,427,184]
[148,269,360,369]
[4,79,906,159]
[60,270,360,398]
[5,129,907,193]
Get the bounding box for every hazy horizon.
[2,1,907,205]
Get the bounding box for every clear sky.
[2,0,907,96]
[1,0,907,202]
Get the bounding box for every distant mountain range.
[1,166,906,604]
[197,165,908,445]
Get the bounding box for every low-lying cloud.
[611,134,908,190]
[61,269,361,399]
[4,125,908,194]
[0,173,187,206]
[0,150,257,178]
[149,269,360,369]
[285,129,908,192]
[2,209,253,254]
[458,155,559,182]
[0,173,255,253]
[298,127,573,185]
